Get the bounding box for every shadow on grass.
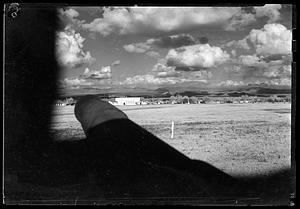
[5,119,293,205]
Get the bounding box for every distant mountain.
[155,88,170,94]
[227,92,255,97]
[58,84,291,99]
[255,88,291,94]
[174,91,209,97]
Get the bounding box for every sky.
[56,5,293,93]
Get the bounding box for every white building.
[115,97,141,106]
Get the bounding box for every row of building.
[55,95,291,106]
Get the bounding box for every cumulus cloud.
[262,65,291,79]
[145,51,160,58]
[81,66,112,80]
[152,62,181,78]
[61,66,113,89]
[248,23,292,55]
[222,38,250,50]
[166,44,230,70]
[226,23,292,85]
[235,53,291,86]
[254,4,282,23]
[81,7,262,36]
[268,77,291,86]
[192,71,213,80]
[59,8,79,20]
[225,9,256,31]
[222,23,292,59]
[56,27,96,68]
[123,42,151,53]
[217,80,245,86]
[63,5,284,37]
[123,42,160,58]
[123,39,162,58]
[120,74,178,86]
[225,4,282,31]
[156,71,181,78]
[238,54,265,67]
[123,34,200,58]
[58,8,86,29]
[120,73,209,87]
[62,77,93,87]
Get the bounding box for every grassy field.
[51,103,291,177]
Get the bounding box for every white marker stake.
[171,121,174,139]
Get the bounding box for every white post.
[171,121,174,139]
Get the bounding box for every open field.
[51,103,291,177]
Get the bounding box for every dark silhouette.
[73,96,242,198]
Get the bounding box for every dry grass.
[50,103,291,177]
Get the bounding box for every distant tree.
[267,97,274,103]
[176,95,183,104]
[170,95,176,101]
[189,96,198,104]
[202,96,210,104]
[224,97,233,103]
[182,96,189,104]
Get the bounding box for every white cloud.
[222,38,250,50]
[238,54,264,66]
[64,6,284,36]
[120,73,209,87]
[81,66,112,80]
[248,23,292,55]
[56,27,96,68]
[123,33,200,58]
[262,64,291,79]
[58,8,85,28]
[254,4,282,23]
[156,71,181,78]
[124,34,199,54]
[166,44,230,69]
[63,77,93,86]
[152,62,181,78]
[59,8,80,20]
[123,41,160,58]
[120,74,178,86]
[268,77,291,86]
[231,50,237,57]
[152,62,174,72]
[81,7,260,36]
[225,10,256,31]
[192,71,213,80]
[217,80,245,86]
[222,23,292,58]
[123,42,151,53]
[145,51,160,58]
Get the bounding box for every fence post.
[171,121,174,139]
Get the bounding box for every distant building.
[55,100,66,106]
[115,97,141,106]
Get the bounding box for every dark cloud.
[174,66,208,71]
[151,34,197,48]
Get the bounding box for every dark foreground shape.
[72,95,241,198]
